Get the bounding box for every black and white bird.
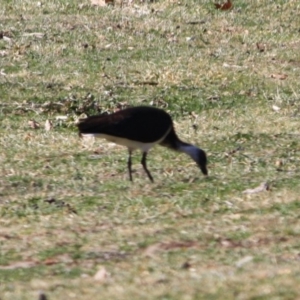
[77,106,208,182]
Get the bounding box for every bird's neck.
[177,142,199,162]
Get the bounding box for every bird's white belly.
[82,134,157,152]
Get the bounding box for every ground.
[0,0,300,299]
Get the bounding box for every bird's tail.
[76,115,104,134]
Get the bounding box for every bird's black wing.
[77,106,172,143]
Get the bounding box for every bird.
[77,106,208,182]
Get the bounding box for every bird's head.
[196,148,208,175]
[184,146,208,176]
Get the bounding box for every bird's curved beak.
[199,164,208,176]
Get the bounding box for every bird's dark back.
[77,106,173,143]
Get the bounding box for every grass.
[1,0,300,299]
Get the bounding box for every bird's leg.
[127,150,133,181]
[141,152,154,182]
